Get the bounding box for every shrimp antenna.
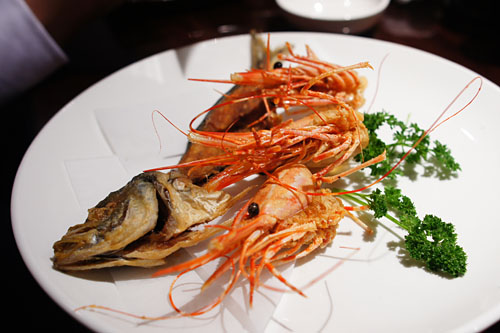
[337,75,483,195]
[365,53,389,114]
[266,32,271,71]
[152,109,189,137]
[150,110,189,154]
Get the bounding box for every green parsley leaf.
[346,187,467,277]
[358,111,461,179]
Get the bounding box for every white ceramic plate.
[11,32,500,332]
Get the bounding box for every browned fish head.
[52,171,241,271]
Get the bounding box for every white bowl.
[276,0,391,34]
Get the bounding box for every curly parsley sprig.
[342,186,467,278]
[356,111,461,179]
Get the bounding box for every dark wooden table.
[4,0,499,331]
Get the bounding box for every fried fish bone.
[52,171,241,271]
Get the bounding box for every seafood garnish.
[150,105,370,192]
[178,32,286,184]
[151,163,362,314]
[250,30,290,70]
[177,83,278,184]
[52,171,244,271]
[156,37,371,191]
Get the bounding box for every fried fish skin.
[52,171,240,271]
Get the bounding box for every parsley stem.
[336,190,405,240]
[336,191,403,228]
[333,189,406,230]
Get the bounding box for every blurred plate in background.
[276,0,391,33]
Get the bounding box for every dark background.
[3,0,499,331]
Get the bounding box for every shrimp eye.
[273,61,283,69]
[247,202,259,218]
